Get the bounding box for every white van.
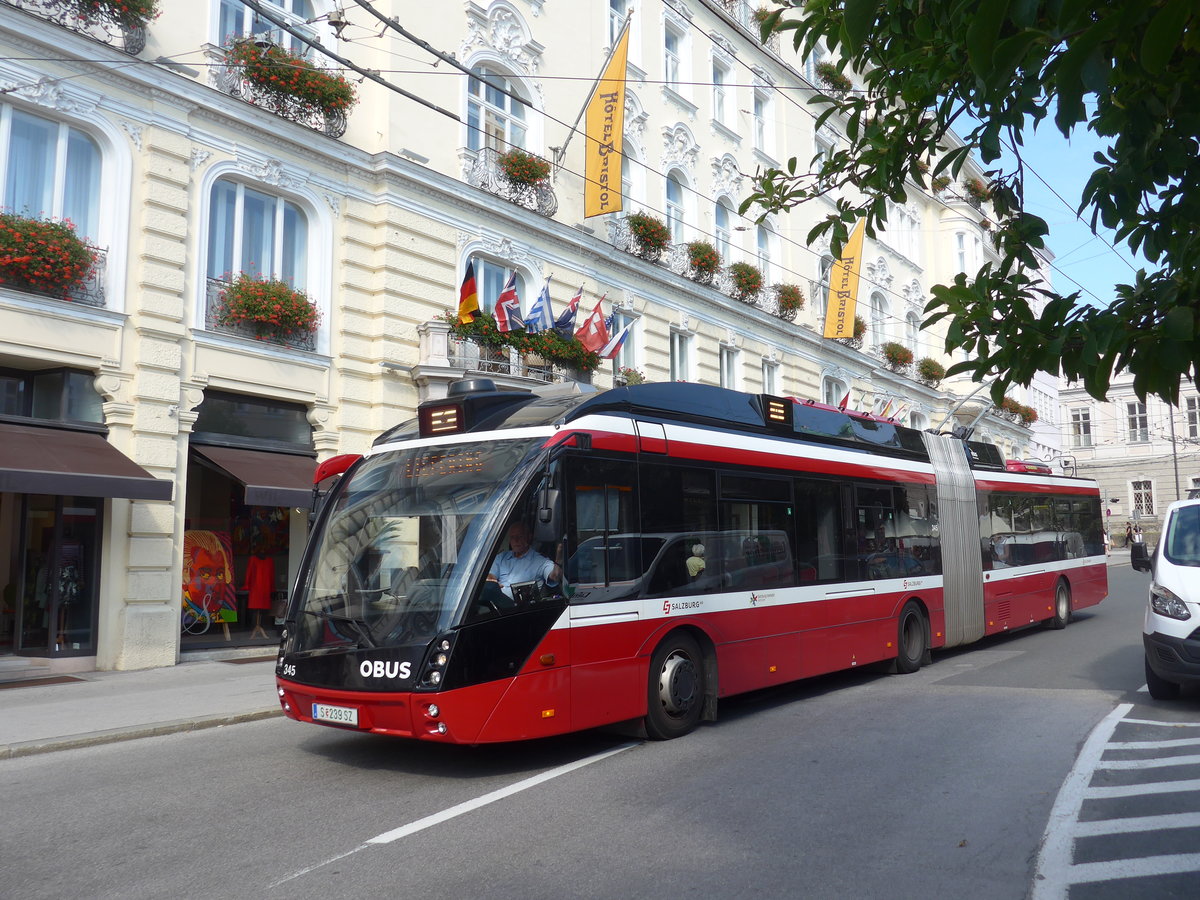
[1132,498,1200,699]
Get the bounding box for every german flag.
[458,259,480,324]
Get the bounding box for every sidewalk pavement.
[0,654,282,760]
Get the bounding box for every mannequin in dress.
[244,543,275,639]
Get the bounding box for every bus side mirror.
[535,488,560,543]
[1130,542,1151,572]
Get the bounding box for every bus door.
[561,455,645,731]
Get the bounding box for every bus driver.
[486,520,561,603]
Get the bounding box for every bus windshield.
[291,437,543,652]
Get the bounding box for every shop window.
[192,390,312,451]
[0,367,102,426]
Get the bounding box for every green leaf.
[1141,0,1190,75]
[842,0,879,49]
[966,0,1011,79]
[1164,305,1194,337]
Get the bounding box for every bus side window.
[563,454,640,603]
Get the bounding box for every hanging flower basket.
[0,212,97,299]
[962,177,991,206]
[686,240,721,283]
[625,212,671,261]
[881,341,914,373]
[73,0,160,30]
[773,283,805,321]
[835,315,867,348]
[226,39,358,117]
[931,174,951,193]
[497,148,552,186]
[218,272,320,341]
[729,261,764,304]
[814,60,853,93]
[916,357,945,386]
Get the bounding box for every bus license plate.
[312,703,359,727]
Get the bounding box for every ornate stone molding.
[236,156,307,190]
[710,153,743,199]
[0,76,98,117]
[190,148,213,172]
[865,256,894,292]
[462,1,545,77]
[120,120,143,151]
[624,90,649,147]
[662,122,700,178]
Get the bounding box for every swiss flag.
[574,299,610,353]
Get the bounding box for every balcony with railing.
[714,1,781,52]
[208,39,353,138]
[464,147,559,218]
[3,0,150,53]
[204,276,317,351]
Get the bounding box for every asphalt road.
[4,563,1195,900]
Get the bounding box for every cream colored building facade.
[0,0,1045,675]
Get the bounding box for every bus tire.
[646,632,705,740]
[1145,655,1181,701]
[1050,581,1071,630]
[895,602,927,675]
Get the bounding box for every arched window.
[665,171,686,243]
[869,291,889,347]
[467,65,529,153]
[218,0,316,55]
[2,105,102,242]
[906,311,921,357]
[822,375,848,407]
[470,255,527,314]
[207,179,308,287]
[714,199,733,260]
[756,223,776,284]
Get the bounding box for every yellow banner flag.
[823,219,867,339]
[584,22,630,218]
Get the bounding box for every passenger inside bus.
[485,520,560,606]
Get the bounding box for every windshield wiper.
[303,609,377,649]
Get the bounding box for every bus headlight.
[429,671,442,685]
[1150,584,1191,620]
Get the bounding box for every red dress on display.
[244,555,276,611]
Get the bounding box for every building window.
[1188,397,1199,439]
[670,330,692,382]
[822,376,848,407]
[1069,408,1093,448]
[1132,480,1154,516]
[218,0,316,56]
[906,312,921,358]
[818,254,834,313]
[665,172,686,243]
[1,105,102,242]
[467,65,528,152]
[1127,401,1149,443]
[719,345,738,390]
[207,179,308,287]
[814,136,834,189]
[612,310,638,371]
[608,0,629,46]
[664,26,682,90]
[0,367,103,425]
[756,224,774,285]
[752,90,770,153]
[470,256,526,311]
[762,359,779,394]
[714,199,733,260]
[869,291,889,347]
[712,58,731,126]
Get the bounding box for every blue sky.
[998,122,1146,309]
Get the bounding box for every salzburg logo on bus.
[359,660,413,680]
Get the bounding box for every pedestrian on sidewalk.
[1103,529,1110,556]
[1125,521,1134,547]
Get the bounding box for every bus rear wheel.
[646,632,705,740]
[1050,581,1071,630]
[895,602,927,674]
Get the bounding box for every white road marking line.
[1073,812,1200,836]
[1109,736,1200,750]
[269,741,638,888]
[1062,853,1200,885]
[1098,754,1200,770]
[1032,703,1133,900]
[1084,778,1200,799]
[1122,717,1200,728]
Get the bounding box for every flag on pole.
[892,404,907,423]
[494,272,524,332]
[584,17,631,217]
[838,391,850,410]
[823,219,867,339]
[880,399,895,418]
[575,298,610,353]
[554,286,582,339]
[599,320,632,359]
[458,259,479,324]
[526,278,556,332]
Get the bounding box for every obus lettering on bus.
[359,660,412,680]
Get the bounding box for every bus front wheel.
[895,602,927,674]
[646,632,705,740]
[1050,581,1072,630]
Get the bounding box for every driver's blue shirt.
[489,549,557,598]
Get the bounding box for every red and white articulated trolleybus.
[275,380,1107,743]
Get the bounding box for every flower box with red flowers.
[73,0,160,30]
[497,149,552,186]
[0,212,97,299]
[218,273,320,342]
[226,39,358,117]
